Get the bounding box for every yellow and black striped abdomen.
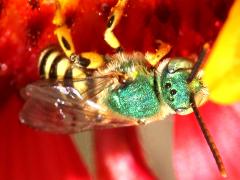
[39,46,71,80]
[64,66,87,92]
[38,46,87,92]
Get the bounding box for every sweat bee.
[20,0,227,177]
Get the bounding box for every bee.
[20,0,227,177]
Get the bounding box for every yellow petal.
[203,0,240,104]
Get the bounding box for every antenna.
[187,43,209,83]
[190,94,227,177]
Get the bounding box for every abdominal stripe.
[39,47,56,78]
[49,55,65,79]
[64,68,73,87]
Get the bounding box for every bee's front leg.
[145,40,171,67]
[52,1,105,69]
[104,0,128,52]
[52,0,76,58]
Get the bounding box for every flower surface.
[203,0,240,104]
[0,0,239,180]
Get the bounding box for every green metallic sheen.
[106,75,160,118]
[160,67,191,111]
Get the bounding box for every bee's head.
[157,45,226,176]
[159,57,208,115]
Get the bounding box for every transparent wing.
[20,77,138,133]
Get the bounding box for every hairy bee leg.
[52,0,76,58]
[54,26,76,58]
[54,26,105,68]
[104,0,128,51]
[145,41,171,67]
[52,1,105,69]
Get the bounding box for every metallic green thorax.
[106,75,160,118]
[105,57,205,119]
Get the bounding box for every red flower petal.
[174,101,240,179]
[0,0,236,179]
[0,0,56,90]
[0,94,90,180]
[94,128,156,180]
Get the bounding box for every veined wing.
[20,76,138,133]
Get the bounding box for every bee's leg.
[52,0,76,58]
[52,1,105,69]
[54,25,76,58]
[145,41,171,67]
[77,52,105,69]
[104,0,128,51]
[54,27,105,69]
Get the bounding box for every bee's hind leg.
[104,0,128,52]
[52,1,105,69]
[145,40,172,67]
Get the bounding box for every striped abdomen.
[38,46,87,91]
